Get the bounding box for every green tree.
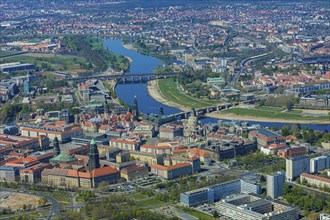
[302,178,308,185]
[260,175,266,183]
[281,127,292,136]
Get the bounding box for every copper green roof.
[90,139,96,145]
[50,153,78,163]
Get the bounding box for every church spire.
[104,99,109,117]
[53,136,60,156]
[88,139,100,172]
[133,95,139,120]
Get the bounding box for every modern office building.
[0,166,20,181]
[180,179,261,207]
[207,180,242,202]
[310,155,330,173]
[267,171,285,198]
[286,155,310,181]
[241,180,261,195]
[320,213,330,220]
[180,187,209,207]
[215,194,298,220]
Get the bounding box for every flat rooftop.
[254,129,280,138]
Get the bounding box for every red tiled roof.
[268,142,287,150]
[188,156,199,161]
[321,72,330,80]
[20,163,52,174]
[172,148,188,154]
[142,144,171,150]
[27,152,53,161]
[151,162,191,171]
[301,173,330,183]
[121,166,147,174]
[5,158,38,167]
[66,166,118,179]
[286,135,298,141]
[111,138,137,145]
[189,148,210,157]
[92,166,118,178]
[99,125,108,130]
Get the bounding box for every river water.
[104,39,329,131]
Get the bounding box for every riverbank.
[123,44,137,51]
[147,80,190,112]
[147,79,330,125]
[205,112,330,125]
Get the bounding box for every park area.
[158,78,219,109]
[221,106,330,122]
[0,52,89,74]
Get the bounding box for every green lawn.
[185,209,216,220]
[0,51,20,57]
[135,197,165,207]
[158,78,219,108]
[126,192,149,200]
[222,107,330,121]
[0,53,87,72]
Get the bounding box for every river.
[104,39,329,131]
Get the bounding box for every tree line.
[62,36,129,72]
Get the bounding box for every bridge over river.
[165,99,260,121]
[68,73,177,83]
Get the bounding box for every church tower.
[53,136,60,156]
[104,99,109,117]
[159,107,164,116]
[133,95,139,120]
[88,139,100,172]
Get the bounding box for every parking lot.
[195,203,216,215]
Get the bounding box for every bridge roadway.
[68,73,177,82]
[240,53,269,67]
[168,99,259,119]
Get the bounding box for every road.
[174,211,199,220]
[64,192,84,211]
[0,51,28,58]
[45,194,61,220]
